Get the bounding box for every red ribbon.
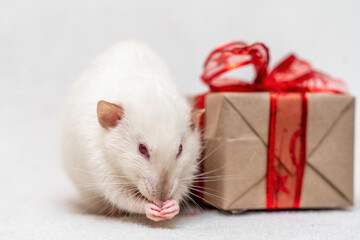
[197,41,348,209]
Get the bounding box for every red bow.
[200,41,348,95]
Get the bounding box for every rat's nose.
[144,178,168,207]
[153,187,169,207]
[153,199,165,208]
[152,173,172,203]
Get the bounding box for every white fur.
[61,41,201,215]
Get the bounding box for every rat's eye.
[176,144,183,158]
[138,143,150,159]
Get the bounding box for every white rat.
[61,40,203,221]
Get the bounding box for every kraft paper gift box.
[194,41,355,211]
[201,92,355,210]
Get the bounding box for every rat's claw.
[145,203,166,222]
[160,200,180,219]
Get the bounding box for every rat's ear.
[97,100,124,129]
[190,108,205,130]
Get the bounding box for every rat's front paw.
[145,203,167,222]
[160,200,180,220]
[145,200,180,222]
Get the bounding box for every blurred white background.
[0,0,359,239]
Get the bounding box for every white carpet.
[1,0,359,239]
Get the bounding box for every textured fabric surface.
[1,0,359,239]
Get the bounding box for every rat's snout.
[144,177,178,207]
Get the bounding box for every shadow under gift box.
[201,92,355,210]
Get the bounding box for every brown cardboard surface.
[304,94,355,206]
[202,92,355,210]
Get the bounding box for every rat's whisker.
[79,182,134,187]
[107,202,118,217]
[178,168,224,184]
[197,143,225,165]
[188,187,226,202]
[187,192,228,214]
[76,187,136,205]
[194,167,224,177]
[193,175,247,180]
[197,120,227,138]
[183,195,204,213]
[78,184,136,192]
[189,184,223,194]
[189,177,246,183]
[196,120,228,150]
[79,196,109,215]
[66,167,129,179]
[98,200,112,215]
[180,187,204,213]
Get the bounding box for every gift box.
[195,42,355,210]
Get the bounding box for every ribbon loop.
[201,42,269,92]
[201,42,348,94]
